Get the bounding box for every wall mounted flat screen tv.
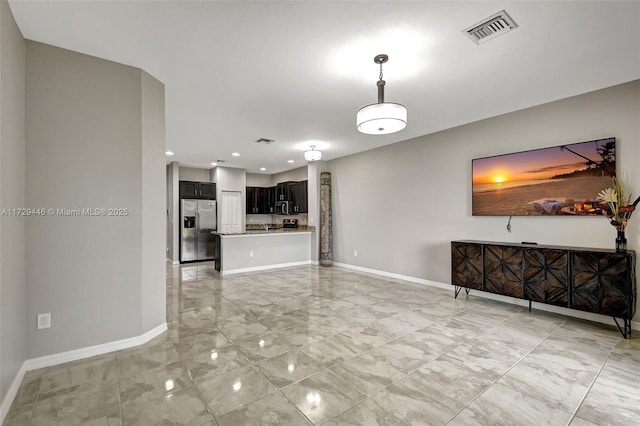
[472,137,615,216]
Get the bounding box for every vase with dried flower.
[596,177,640,252]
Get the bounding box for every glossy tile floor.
[5,263,640,425]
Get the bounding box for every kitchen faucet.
[262,223,269,231]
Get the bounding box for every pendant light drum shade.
[356,102,407,135]
[304,145,322,161]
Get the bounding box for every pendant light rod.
[377,80,385,103]
[374,54,388,104]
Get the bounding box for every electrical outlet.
[354,249,358,257]
[37,313,51,330]
[249,250,254,258]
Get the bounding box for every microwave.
[275,200,290,215]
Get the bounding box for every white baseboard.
[0,363,27,424]
[0,322,166,424]
[222,260,313,276]
[24,322,167,371]
[332,262,640,331]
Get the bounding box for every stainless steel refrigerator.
[180,199,217,262]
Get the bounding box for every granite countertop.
[213,226,315,236]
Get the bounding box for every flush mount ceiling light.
[356,54,407,135]
[304,145,322,162]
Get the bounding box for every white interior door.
[220,191,243,233]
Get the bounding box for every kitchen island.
[213,228,314,275]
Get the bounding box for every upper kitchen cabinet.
[246,187,257,214]
[289,180,308,214]
[247,181,306,214]
[275,182,292,201]
[246,186,270,214]
[267,187,276,214]
[298,181,308,213]
[199,182,216,199]
[180,181,216,199]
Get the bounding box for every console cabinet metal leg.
[451,240,636,338]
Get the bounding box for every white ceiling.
[8,1,640,174]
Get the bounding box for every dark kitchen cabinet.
[275,182,291,202]
[451,240,636,338]
[254,181,307,214]
[298,181,308,213]
[246,187,257,214]
[246,187,270,214]
[246,186,278,214]
[180,181,216,199]
[198,183,216,199]
[267,187,276,213]
[179,181,198,198]
[289,180,308,214]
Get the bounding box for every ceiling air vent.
[254,138,275,144]
[464,10,518,44]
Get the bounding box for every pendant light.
[304,145,322,161]
[356,54,407,135]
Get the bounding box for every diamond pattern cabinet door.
[523,249,568,307]
[451,242,483,289]
[484,245,523,298]
[572,252,629,316]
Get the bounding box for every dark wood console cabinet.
[451,240,636,338]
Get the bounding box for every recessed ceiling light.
[165,151,174,156]
[232,152,240,157]
[260,167,266,171]
[211,162,218,166]
[288,160,295,163]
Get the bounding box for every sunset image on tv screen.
[472,137,615,216]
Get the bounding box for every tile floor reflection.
[4,263,640,425]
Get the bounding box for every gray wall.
[0,0,26,406]
[179,166,212,182]
[272,166,307,185]
[246,172,272,187]
[141,71,166,331]
[329,80,640,312]
[166,162,179,262]
[216,167,246,193]
[25,41,165,358]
